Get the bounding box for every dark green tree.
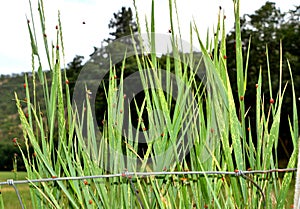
[106,7,137,42]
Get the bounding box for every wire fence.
[0,168,297,209]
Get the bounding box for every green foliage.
[0,0,298,208]
[226,2,300,164]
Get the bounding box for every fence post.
[294,137,300,208]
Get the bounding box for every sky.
[0,0,299,75]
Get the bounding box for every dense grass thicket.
[0,0,298,208]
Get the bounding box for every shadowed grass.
[0,0,297,208]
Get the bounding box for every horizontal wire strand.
[1,168,296,208]
[1,168,296,186]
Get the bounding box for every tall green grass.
[0,0,297,208]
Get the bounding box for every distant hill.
[0,74,26,170]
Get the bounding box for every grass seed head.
[12,138,17,143]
